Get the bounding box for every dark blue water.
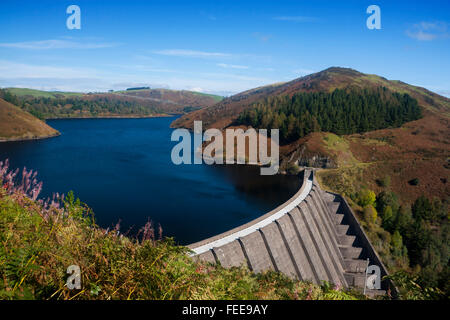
[0,117,300,244]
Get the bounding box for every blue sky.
[0,0,449,96]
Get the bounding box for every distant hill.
[172,67,449,130]
[0,98,59,141]
[116,88,223,109]
[5,88,83,99]
[1,88,223,119]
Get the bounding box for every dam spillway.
[188,170,393,297]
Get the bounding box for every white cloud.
[106,63,178,74]
[152,49,232,58]
[0,39,119,50]
[197,71,272,82]
[406,21,450,41]
[406,30,437,41]
[0,60,99,78]
[273,16,319,23]
[217,63,249,69]
[151,49,271,64]
[188,87,205,92]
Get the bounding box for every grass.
[322,133,359,167]
[323,133,348,151]
[5,88,83,98]
[0,163,364,300]
[189,91,223,103]
[0,98,59,140]
[316,163,371,197]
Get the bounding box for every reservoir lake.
[0,117,301,245]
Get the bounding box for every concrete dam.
[188,170,394,297]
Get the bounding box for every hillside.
[172,67,449,130]
[0,98,59,142]
[237,87,423,143]
[117,88,223,111]
[1,88,223,119]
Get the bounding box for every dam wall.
[188,169,396,297]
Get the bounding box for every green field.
[189,90,223,102]
[5,88,84,98]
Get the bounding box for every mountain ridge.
[171,67,450,130]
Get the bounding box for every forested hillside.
[172,67,448,131]
[237,87,422,143]
[0,88,222,120]
[0,89,163,119]
[345,187,449,298]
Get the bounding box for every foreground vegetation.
[319,170,449,299]
[360,190,448,299]
[0,161,362,300]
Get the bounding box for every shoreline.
[45,113,176,120]
[0,132,61,143]
[0,113,179,143]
